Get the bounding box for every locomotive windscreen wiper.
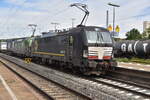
[95,32,100,46]
[99,32,104,42]
[101,32,112,43]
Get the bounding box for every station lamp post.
[108,3,120,36]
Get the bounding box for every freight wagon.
[114,40,150,58]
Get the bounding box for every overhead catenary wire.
[33,0,64,21]
[1,0,89,39]
[35,0,88,31]
[7,0,28,33]
[0,0,28,37]
[7,0,70,38]
[37,6,70,31]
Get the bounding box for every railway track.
[0,57,90,100]
[91,67,150,99]
[105,67,150,89]
[113,67,149,82]
[82,67,150,99]
[0,53,150,100]
[91,77,150,99]
[54,66,150,99]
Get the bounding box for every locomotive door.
[68,35,74,61]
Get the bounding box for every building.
[143,21,150,32]
[143,21,150,37]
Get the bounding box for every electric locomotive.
[30,26,116,75]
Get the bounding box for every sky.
[0,0,150,39]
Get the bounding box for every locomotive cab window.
[85,30,112,44]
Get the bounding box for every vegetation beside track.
[115,57,150,65]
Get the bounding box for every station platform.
[0,62,47,100]
[118,62,150,72]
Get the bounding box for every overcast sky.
[0,0,150,39]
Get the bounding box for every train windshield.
[86,31,112,44]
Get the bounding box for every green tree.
[126,28,142,40]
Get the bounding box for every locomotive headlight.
[83,50,88,58]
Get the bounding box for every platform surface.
[118,62,150,72]
[0,62,47,100]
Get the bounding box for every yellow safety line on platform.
[33,52,65,57]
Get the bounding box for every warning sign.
[115,25,120,33]
[107,25,112,31]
